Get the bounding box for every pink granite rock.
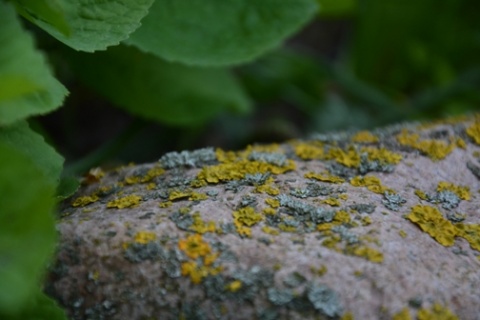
[46,117,480,319]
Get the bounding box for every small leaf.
[127,0,318,66]
[0,121,64,186]
[0,2,68,125]
[68,45,251,126]
[12,0,70,36]
[0,142,56,314]
[2,289,67,320]
[16,0,154,52]
[56,175,80,201]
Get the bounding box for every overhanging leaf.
[12,0,70,36]
[0,121,64,186]
[127,0,318,66]
[15,0,154,52]
[0,2,68,125]
[68,45,252,126]
[0,142,56,315]
[2,289,67,320]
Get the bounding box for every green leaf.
[2,289,67,320]
[0,142,56,315]
[68,45,252,126]
[0,2,67,126]
[12,0,70,36]
[0,121,64,186]
[127,0,318,66]
[56,175,80,201]
[15,0,154,52]
[317,0,356,17]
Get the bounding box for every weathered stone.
[46,116,480,319]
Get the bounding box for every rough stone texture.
[46,116,480,320]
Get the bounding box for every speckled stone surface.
[46,116,480,319]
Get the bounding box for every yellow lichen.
[362,146,402,165]
[169,190,191,201]
[361,216,372,226]
[325,147,361,168]
[406,205,456,246]
[455,223,480,251]
[233,207,263,227]
[437,181,470,200]
[262,226,280,235]
[254,177,280,195]
[178,234,211,259]
[351,131,379,143]
[262,207,276,215]
[190,212,216,234]
[72,195,99,207]
[350,175,393,194]
[310,265,328,276]
[233,220,252,237]
[133,231,156,244]
[341,312,354,320]
[225,280,242,292]
[265,198,280,208]
[159,201,173,208]
[293,142,324,160]
[107,195,141,209]
[351,245,384,263]
[333,210,351,224]
[189,192,209,201]
[125,166,165,184]
[396,129,455,161]
[321,197,341,207]
[304,171,345,183]
[398,230,407,238]
[415,189,428,200]
[417,303,458,320]
[466,119,480,145]
[392,308,412,320]
[181,261,209,284]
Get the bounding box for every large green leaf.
[0,2,67,126]
[0,142,56,315]
[317,0,356,17]
[12,0,154,52]
[2,289,67,320]
[127,0,318,66]
[0,121,64,186]
[68,45,252,126]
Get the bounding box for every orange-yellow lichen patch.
[225,280,242,292]
[351,131,379,143]
[396,129,455,161]
[72,195,100,207]
[189,192,209,201]
[254,177,280,195]
[466,119,480,145]
[181,261,209,284]
[362,147,402,165]
[455,223,480,251]
[133,231,156,244]
[351,245,384,263]
[262,226,280,235]
[169,190,191,201]
[125,166,165,184]
[437,181,470,200]
[293,142,324,160]
[393,308,412,320]
[197,160,295,184]
[321,198,341,207]
[334,210,351,224]
[262,207,276,215]
[190,212,216,234]
[265,198,280,208]
[233,207,263,227]
[350,175,393,194]
[406,205,456,246]
[178,234,211,259]
[456,138,466,149]
[159,201,172,208]
[107,195,141,209]
[414,189,428,200]
[325,147,361,168]
[234,221,252,237]
[305,171,345,183]
[417,303,459,320]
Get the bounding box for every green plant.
[0,0,318,317]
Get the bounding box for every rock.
[46,115,480,319]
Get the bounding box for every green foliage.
[0,142,58,315]
[127,0,318,66]
[13,0,154,51]
[0,2,67,125]
[67,45,251,126]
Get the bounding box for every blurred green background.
[37,0,480,174]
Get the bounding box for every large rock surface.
[46,116,480,319]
